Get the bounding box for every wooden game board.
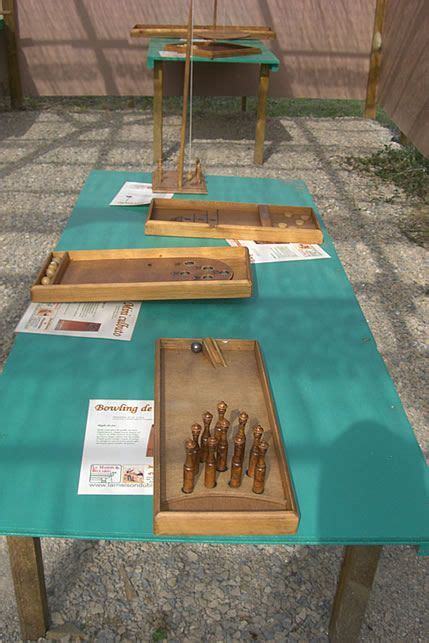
[130,25,276,40]
[146,199,324,244]
[163,41,262,59]
[154,338,299,536]
[31,248,252,303]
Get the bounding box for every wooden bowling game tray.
[31,247,252,302]
[154,338,299,536]
[146,199,324,244]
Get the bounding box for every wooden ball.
[278,222,288,228]
[51,257,61,265]
[295,219,304,226]
[46,267,56,277]
[41,276,51,285]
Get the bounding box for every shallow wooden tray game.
[31,248,252,303]
[163,41,262,59]
[154,338,299,536]
[146,199,324,244]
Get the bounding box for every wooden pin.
[204,436,217,488]
[247,425,264,477]
[216,418,230,472]
[191,423,202,475]
[196,159,202,184]
[237,411,248,464]
[182,439,196,494]
[214,401,227,442]
[200,411,213,462]
[229,431,245,488]
[252,440,269,494]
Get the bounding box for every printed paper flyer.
[78,400,154,495]
[227,240,330,264]
[16,301,141,341]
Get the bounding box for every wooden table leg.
[254,64,270,165]
[7,536,49,640]
[329,545,382,642]
[153,60,164,164]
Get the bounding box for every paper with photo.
[110,181,173,206]
[78,400,154,495]
[16,301,140,341]
[227,240,330,264]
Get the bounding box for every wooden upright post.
[7,537,49,640]
[329,545,382,642]
[213,0,218,28]
[3,0,23,109]
[364,0,386,119]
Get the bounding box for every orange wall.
[378,0,429,156]
[13,0,376,98]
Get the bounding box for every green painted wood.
[0,171,427,545]
[147,38,280,71]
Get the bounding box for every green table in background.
[146,38,280,165]
[1,171,427,640]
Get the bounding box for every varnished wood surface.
[364,0,386,119]
[130,24,276,40]
[146,198,323,243]
[31,247,252,302]
[163,41,262,59]
[153,338,299,535]
[7,537,49,640]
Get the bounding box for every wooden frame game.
[130,25,276,40]
[146,199,324,244]
[163,40,262,59]
[154,338,299,536]
[31,248,252,303]
[151,1,208,195]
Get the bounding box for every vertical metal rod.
[177,0,193,189]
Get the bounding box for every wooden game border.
[130,24,276,40]
[146,199,324,244]
[153,338,300,536]
[30,247,252,303]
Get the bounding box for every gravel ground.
[0,105,427,641]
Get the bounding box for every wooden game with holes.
[30,247,252,303]
[146,199,324,244]
[154,338,299,536]
[163,40,262,59]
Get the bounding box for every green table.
[1,171,427,640]
[146,38,280,165]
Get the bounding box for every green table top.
[147,38,280,70]
[0,171,427,545]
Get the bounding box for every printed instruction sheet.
[110,181,173,206]
[16,301,141,341]
[78,400,154,495]
[227,240,330,264]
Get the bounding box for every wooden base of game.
[151,169,208,195]
[146,198,324,244]
[31,247,252,302]
[163,41,262,59]
[154,338,299,536]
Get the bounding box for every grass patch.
[346,144,429,201]
[3,96,394,128]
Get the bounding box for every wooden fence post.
[364,0,386,119]
[3,0,23,109]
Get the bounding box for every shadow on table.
[317,420,428,543]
